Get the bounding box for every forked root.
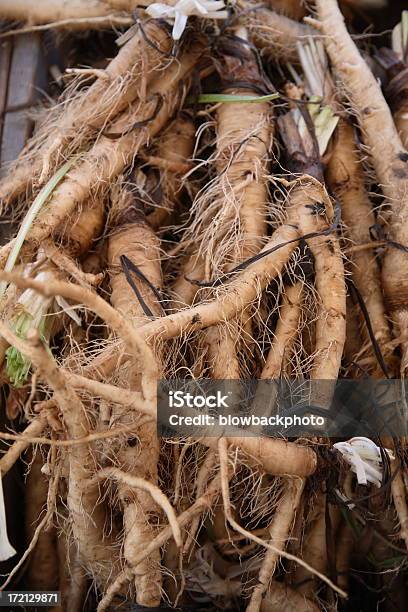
[217,438,346,598]
[91,467,182,548]
[98,475,223,611]
[0,416,47,475]
[0,324,115,588]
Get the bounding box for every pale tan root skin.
[0,265,159,399]
[290,181,345,594]
[390,460,408,549]
[260,582,320,612]
[97,476,223,612]
[107,191,163,607]
[200,68,273,378]
[139,179,334,343]
[53,196,105,258]
[64,368,319,478]
[264,0,307,20]
[0,415,47,475]
[251,281,303,421]
[316,0,408,361]
[139,219,299,341]
[0,22,172,205]
[327,119,392,370]
[0,0,116,24]
[217,438,345,598]
[204,326,241,378]
[0,197,106,370]
[0,40,204,268]
[182,448,217,557]
[92,468,181,547]
[213,90,272,264]
[170,253,206,309]
[0,366,319,478]
[0,195,104,369]
[246,477,305,611]
[261,282,304,378]
[42,240,103,289]
[247,8,314,62]
[294,491,327,598]
[188,42,272,276]
[76,194,304,376]
[299,191,346,382]
[56,537,87,612]
[0,269,318,479]
[147,116,196,229]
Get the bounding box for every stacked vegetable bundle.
[0,0,407,610]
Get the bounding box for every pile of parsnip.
[0,0,407,610]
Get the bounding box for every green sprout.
[5,275,53,387]
[188,92,279,105]
[308,95,339,155]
